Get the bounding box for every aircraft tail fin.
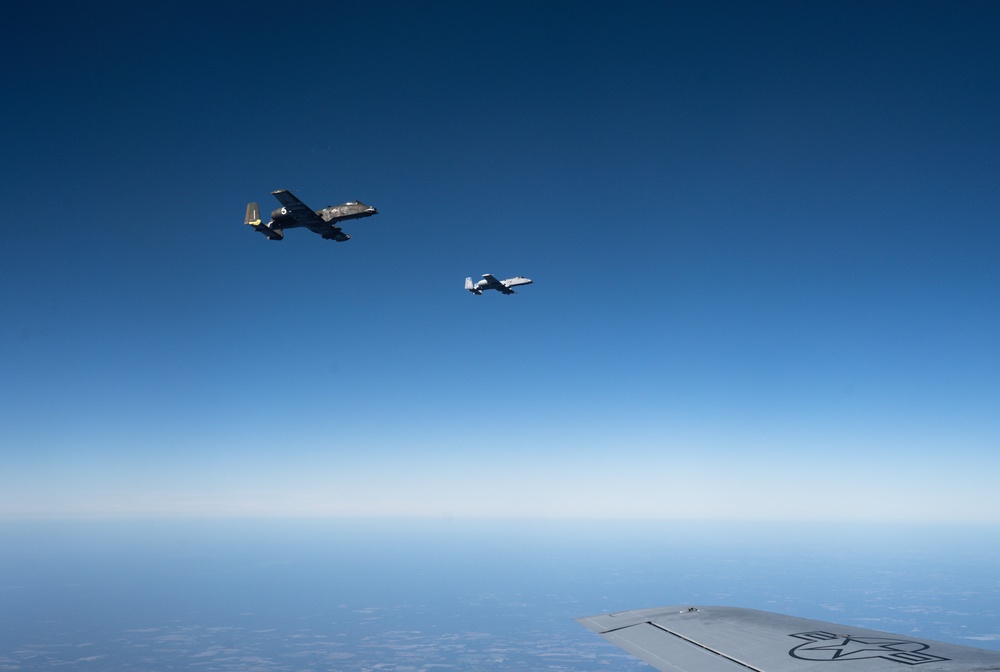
[465,277,482,295]
[245,201,284,240]
[245,202,261,227]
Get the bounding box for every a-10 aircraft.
[245,189,378,241]
[465,274,533,295]
[577,605,1000,672]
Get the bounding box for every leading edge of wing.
[577,606,1000,672]
[271,189,324,227]
[270,189,308,209]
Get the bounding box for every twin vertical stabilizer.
[244,201,283,240]
[244,202,261,228]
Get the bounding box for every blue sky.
[2,1,998,520]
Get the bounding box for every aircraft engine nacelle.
[271,207,292,220]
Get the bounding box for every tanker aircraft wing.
[577,606,1000,672]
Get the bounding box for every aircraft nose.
[367,207,378,214]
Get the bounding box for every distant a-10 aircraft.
[245,189,378,241]
[465,274,533,295]
[577,605,1000,672]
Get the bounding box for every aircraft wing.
[271,190,323,226]
[482,274,515,294]
[271,190,349,241]
[577,606,1000,672]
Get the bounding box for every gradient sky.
[3,1,998,520]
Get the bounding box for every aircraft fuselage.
[270,201,378,226]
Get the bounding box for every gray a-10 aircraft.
[577,605,1000,672]
[245,189,378,241]
[465,274,533,295]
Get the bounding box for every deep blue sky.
[3,1,998,519]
